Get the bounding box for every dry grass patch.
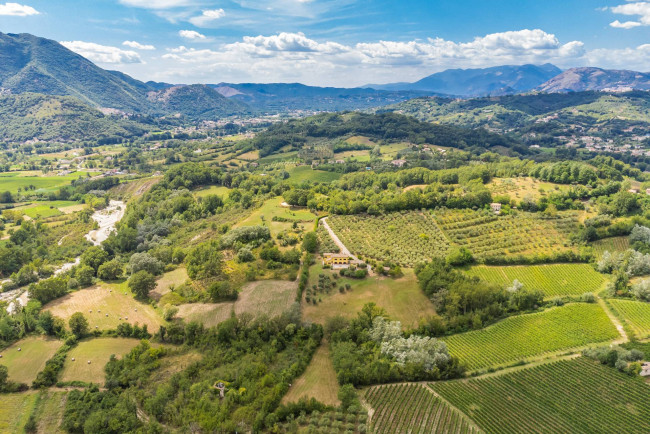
[282,344,339,406]
[177,279,297,327]
[151,267,189,301]
[0,337,62,384]
[59,338,141,384]
[34,390,68,433]
[45,284,164,331]
[0,392,38,432]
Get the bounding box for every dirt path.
[598,297,628,344]
[320,218,357,260]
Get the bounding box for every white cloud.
[119,0,195,9]
[179,30,206,40]
[609,1,650,28]
[586,44,650,71]
[151,30,587,87]
[0,2,39,16]
[60,41,143,64]
[189,8,226,27]
[123,40,156,50]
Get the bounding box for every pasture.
[435,209,580,260]
[151,267,189,301]
[327,211,450,266]
[32,390,68,433]
[0,392,38,433]
[607,299,650,339]
[44,283,164,331]
[443,303,619,371]
[0,336,62,384]
[464,263,605,297]
[287,165,342,184]
[177,279,297,327]
[235,196,316,236]
[193,185,232,198]
[364,383,481,434]
[282,344,340,406]
[13,200,81,219]
[302,267,436,328]
[432,357,650,433]
[0,170,91,195]
[59,338,140,384]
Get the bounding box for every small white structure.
[391,159,407,167]
[641,362,650,377]
[490,203,502,215]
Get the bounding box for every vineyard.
[434,209,579,260]
[592,236,630,259]
[442,303,619,371]
[364,383,481,434]
[327,211,450,266]
[607,299,650,339]
[317,223,340,253]
[431,357,650,433]
[464,264,604,297]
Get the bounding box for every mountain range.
[0,31,649,121]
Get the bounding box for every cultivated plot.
[59,338,141,384]
[0,336,62,384]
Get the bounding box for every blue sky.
[0,0,649,86]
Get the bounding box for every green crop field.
[59,338,141,384]
[282,344,340,406]
[592,236,630,259]
[443,303,619,371]
[193,185,232,198]
[364,383,481,434]
[327,211,450,266]
[608,299,650,339]
[432,357,650,433]
[464,264,604,297]
[434,209,579,260]
[0,392,38,432]
[287,165,342,184]
[0,336,63,384]
[235,196,316,237]
[13,200,81,219]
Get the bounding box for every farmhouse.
[629,188,639,194]
[641,362,650,377]
[391,159,407,167]
[323,253,351,268]
[490,203,502,215]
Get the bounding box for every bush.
[581,292,596,303]
[97,260,123,281]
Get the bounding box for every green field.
[364,383,481,434]
[608,299,650,339]
[443,303,619,371]
[45,283,164,332]
[287,165,342,184]
[432,357,650,433]
[0,171,91,195]
[13,200,81,219]
[592,236,630,259]
[32,390,67,433]
[327,211,450,267]
[0,336,63,384]
[193,185,232,198]
[302,266,436,328]
[59,338,141,384]
[282,344,340,406]
[464,264,605,297]
[435,209,579,260]
[0,392,39,432]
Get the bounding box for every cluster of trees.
[583,345,644,376]
[414,259,543,334]
[329,303,465,386]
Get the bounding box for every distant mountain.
[366,64,562,96]
[147,84,249,119]
[536,67,650,93]
[211,82,434,113]
[0,32,154,112]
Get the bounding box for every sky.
[0,0,649,87]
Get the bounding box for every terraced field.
[432,358,650,433]
[464,264,604,297]
[443,303,619,371]
[592,236,630,259]
[364,383,480,434]
[608,299,650,339]
[327,211,450,266]
[434,209,579,260]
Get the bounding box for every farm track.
[321,217,357,260]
